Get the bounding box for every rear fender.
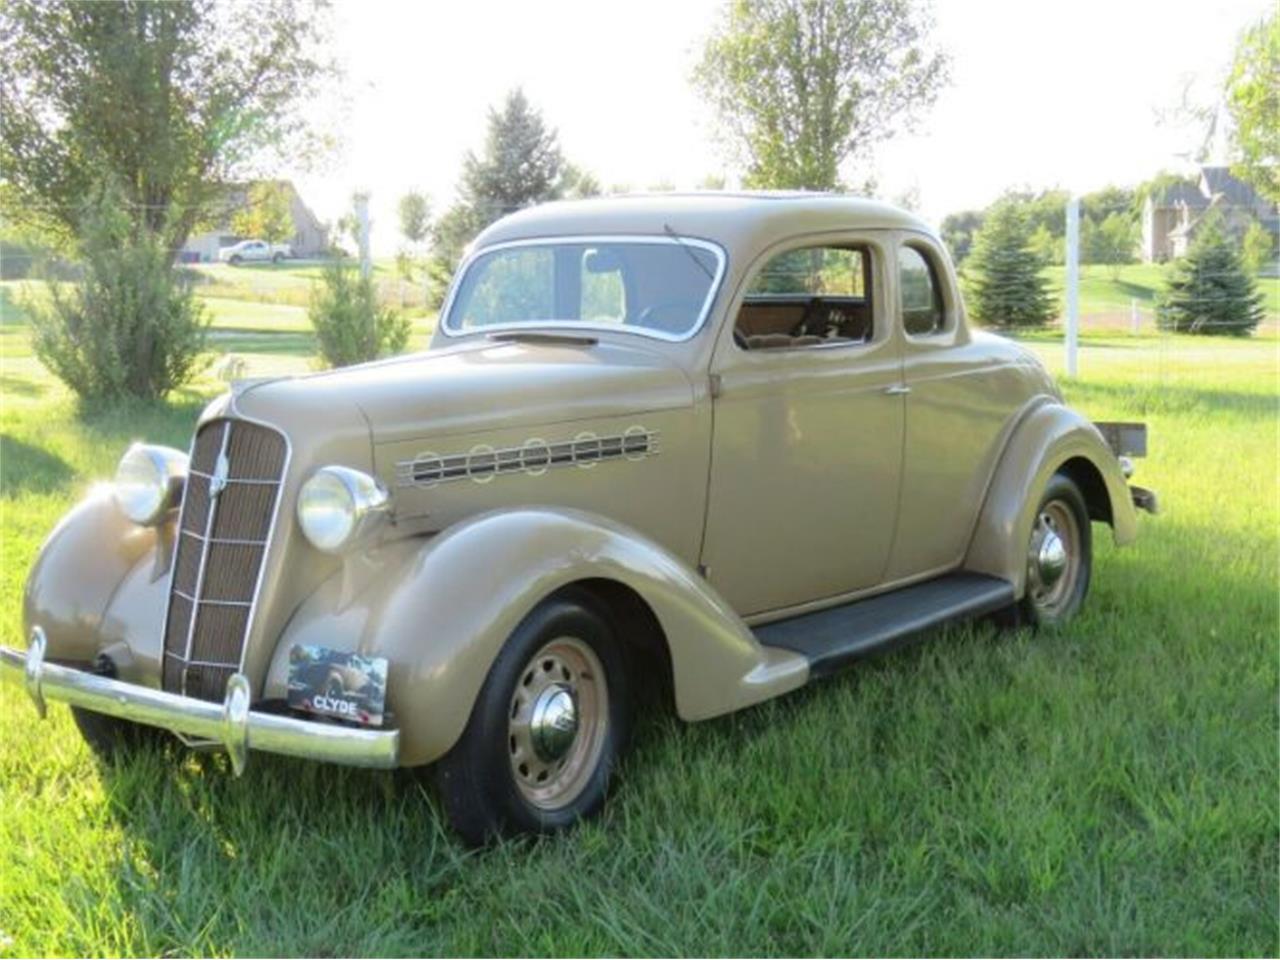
[965,401,1137,593]
[265,507,808,766]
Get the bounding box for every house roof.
[1200,166,1267,207]
[1156,181,1209,209]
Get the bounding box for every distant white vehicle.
[218,239,292,265]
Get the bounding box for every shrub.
[1241,219,1276,275]
[1158,217,1265,336]
[308,262,412,367]
[27,183,209,403]
[963,202,1057,328]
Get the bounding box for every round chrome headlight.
[113,443,188,525]
[296,466,389,554]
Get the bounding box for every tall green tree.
[397,191,432,247]
[941,209,983,263]
[0,0,331,254]
[964,202,1056,328]
[1,0,330,402]
[1241,219,1276,275]
[1226,13,1279,203]
[1084,212,1137,279]
[1158,216,1265,335]
[231,182,295,244]
[694,0,948,190]
[428,89,593,303]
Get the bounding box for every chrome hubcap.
[1035,530,1067,586]
[530,684,578,761]
[1026,500,1080,615]
[507,636,608,810]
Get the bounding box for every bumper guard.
[1,627,399,775]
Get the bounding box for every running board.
[753,573,1015,678]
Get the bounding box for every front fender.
[965,401,1137,593]
[23,488,162,669]
[265,508,808,766]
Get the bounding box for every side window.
[899,246,946,337]
[735,245,874,349]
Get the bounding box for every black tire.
[999,473,1092,629]
[272,252,283,264]
[229,254,242,265]
[72,707,167,760]
[434,592,631,845]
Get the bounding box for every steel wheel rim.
[1026,499,1081,617]
[507,636,608,810]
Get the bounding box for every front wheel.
[271,252,283,264]
[228,254,242,265]
[1005,474,1092,628]
[434,593,630,845]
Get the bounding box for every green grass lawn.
[1038,263,1280,326]
[0,316,1276,955]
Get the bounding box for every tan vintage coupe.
[3,194,1155,843]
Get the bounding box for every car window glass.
[448,240,720,339]
[900,246,946,336]
[455,248,556,327]
[735,245,874,349]
[580,248,626,323]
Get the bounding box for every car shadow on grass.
[0,433,75,495]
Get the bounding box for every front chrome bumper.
[1,628,399,774]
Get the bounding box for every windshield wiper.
[487,331,598,346]
[664,223,715,281]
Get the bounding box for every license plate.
[287,645,388,726]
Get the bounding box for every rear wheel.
[271,252,283,264]
[1003,474,1092,628]
[72,707,167,760]
[229,254,242,265]
[434,593,630,845]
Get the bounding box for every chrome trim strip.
[4,630,399,773]
[180,530,269,547]
[394,427,660,489]
[172,590,253,608]
[189,469,280,486]
[163,650,242,669]
[437,234,728,344]
[224,400,293,688]
[180,421,231,695]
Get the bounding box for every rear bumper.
[1,628,399,774]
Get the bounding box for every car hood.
[231,337,696,447]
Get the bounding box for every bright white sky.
[292,0,1273,253]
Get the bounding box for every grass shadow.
[0,374,48,398]
[0,433,74,494]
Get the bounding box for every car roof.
[473,192,937,258]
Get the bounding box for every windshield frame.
[438,234,728,344]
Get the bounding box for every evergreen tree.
[964,202,1056,328]
[428,89,594,305]
[1157,217,1264,336]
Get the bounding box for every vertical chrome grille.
[162,419,287,701]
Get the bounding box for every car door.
[701,237,905,616]
[883,234,1017,581]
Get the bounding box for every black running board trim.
[753,573,1015,678]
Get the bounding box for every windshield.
[444,237,724,341]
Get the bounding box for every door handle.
[884,384,911,396]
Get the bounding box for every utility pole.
[355,193,371,280]
[1064,196,1079,376]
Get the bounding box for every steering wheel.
[637,301,702,332]
[791,298,828,338]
